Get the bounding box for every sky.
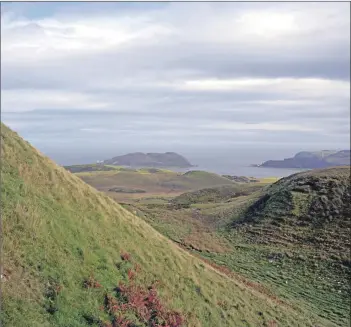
[1,2,350,165]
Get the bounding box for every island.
[103,152,194,168]
[255,150,350,169]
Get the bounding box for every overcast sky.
[1,2,350,164]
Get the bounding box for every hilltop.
[2,123,327,327]
[257,150,350,169]
[233,167,351,259]
[103,152,193,168]
[170,183,264,209]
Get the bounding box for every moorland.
[1,124,350,327]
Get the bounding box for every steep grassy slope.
[1,124,329,327]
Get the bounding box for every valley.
[2,3,349,327]
[2,124,335,327]
[67,159,351,326]
[1,124,350,327]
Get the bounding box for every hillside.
[74,169,235,203]
[222,175,260,183]
[259,150,350,168]
[103,152,193,168]
[64,164,120,173]
[233,167,351,258]
[1,123,329,327]
[171,183,265,208]
[116,167,351,326]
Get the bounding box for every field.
[73,168,236,203]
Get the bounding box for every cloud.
[201,122,321,132]
[1,89,111,112]
[1,2,350,156]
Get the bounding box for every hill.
[171,183,265,209]
[233,167,351,259]
[116,167,351,326]
[64,164,120,173]
[258,150,350,169]
[222,175,260,183]
[1,123,327,327]
[103,152,193,168]
[74,169,235,203]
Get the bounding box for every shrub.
[114,282,185,327]
[101,258,186,327]
[83,276,102,289]
[121,252,131,261]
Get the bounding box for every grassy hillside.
[224,167,351,325]
[233,167,351,259]
[1,123,330,327]
[115,168,350,327]
[74,169,235,203]
[64,164,122,173]
[171,183,266,208]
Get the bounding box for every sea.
[39,145,309,178]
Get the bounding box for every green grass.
[73,167,236,205]
[171,183,266,208]
[258,177,280,183]
[64,164,120,173]
[197,237,350,327]
[234,167,351,258]
[124,197,350,326]
[1,123,330,327]
[106,167,351,327]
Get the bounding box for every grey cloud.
[1,2,350,157]
[2,37,350,93]
[169,52,350,81]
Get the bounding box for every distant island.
[103,152,194,168]
[254,150,350,169]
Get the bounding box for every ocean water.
[171,152,307,178]
[39,145,309,179]
[171,165,307,178]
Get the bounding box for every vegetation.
[96,166,350,327]
[222,175,260,183]
[234,167,351,260]
[170,184,266,208]
[102,253,186,327]
[73,168,235,204]
[108,187,146,194]
[64,164,121,173]
[64,165,180,175]
[2,123,330,327]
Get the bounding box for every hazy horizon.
[1,2,350,169]
[8,138,343,178]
